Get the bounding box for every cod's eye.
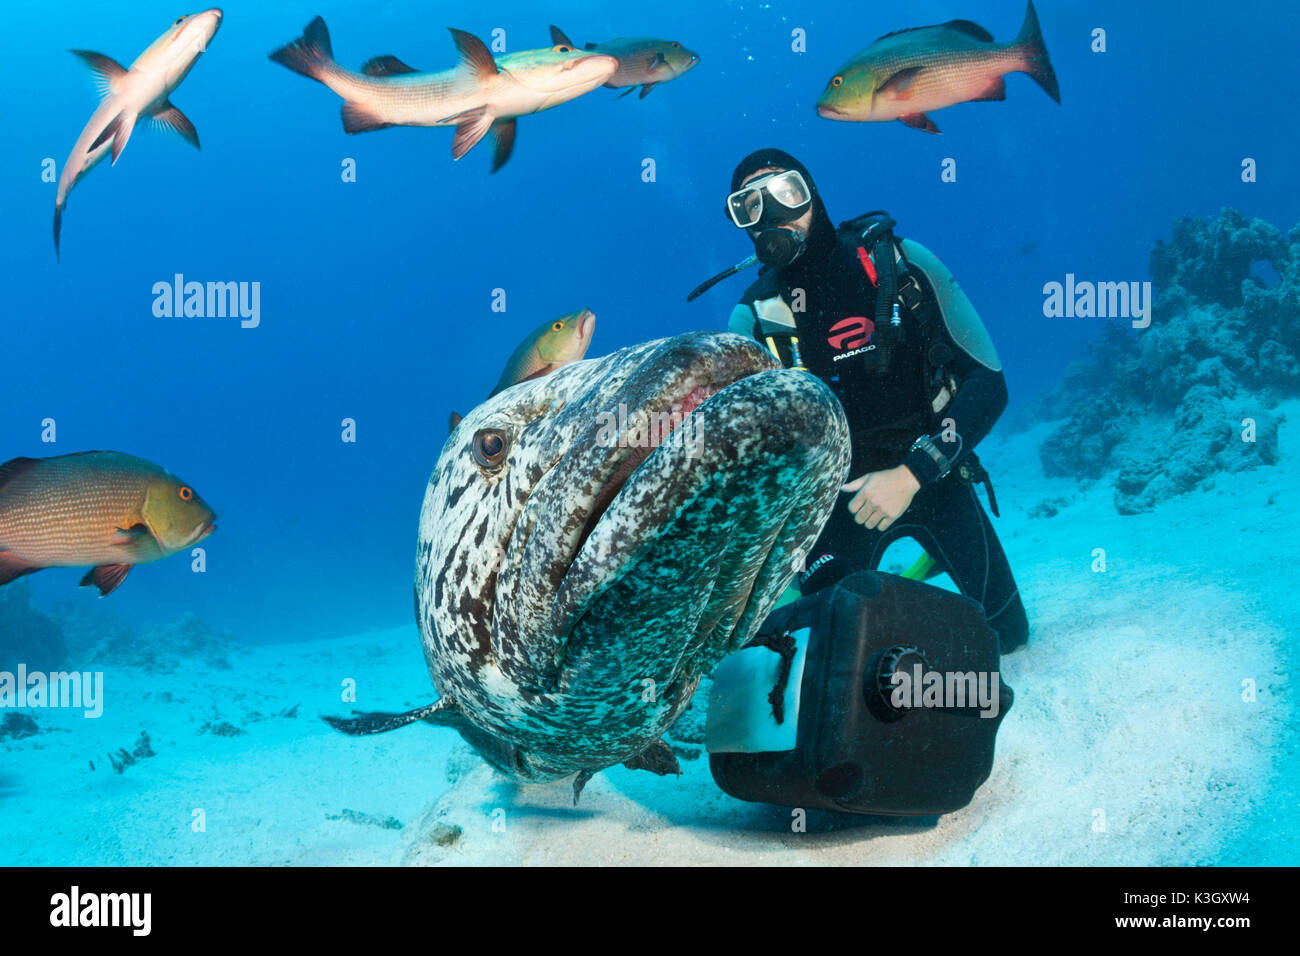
[830,75,844,88]
[179,486,195,501]
[671,42,681,48]
[551,321,564,331]
[472,429,509,470]
[554,44,573,53]
[174,16,186,25]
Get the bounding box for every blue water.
[0,0,1291,641]
[1,0,1297,865]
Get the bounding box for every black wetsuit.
[727,154,1029,652]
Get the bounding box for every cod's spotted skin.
[328,333,849,798]
[416,332,848,787]
[0,452,216,596]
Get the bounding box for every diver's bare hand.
[842,466,921,531]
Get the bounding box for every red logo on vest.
[827,316,875,350]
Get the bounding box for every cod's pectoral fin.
[89,110,138,165]
[152,101,200,149]
[446,106,492,160]
[448,28,498,78]
[322,697,460,736]
[899,112,941,134]
[79,564,132,597]
[876,65,924,98]
[490,118,516,173]
[623,737,682,777]
[572,769,596,805]
[69,50,127,96]
[573,740,680,803]
[361,54,419,77]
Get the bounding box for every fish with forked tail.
[54,9,223,260]
[269,17,618,172]
[0,452,216,596]
[326,332,850,801]
[815,0,1059,133]
[548,26,698,99]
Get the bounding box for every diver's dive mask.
[725,169,812,229]
[686,169,813,301]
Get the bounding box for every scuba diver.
[714,147,1029,652]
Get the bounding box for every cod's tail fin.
[1015,0,1060,104]
[269,15,335,82]
[53,204,63,262]
[322,698,459,735]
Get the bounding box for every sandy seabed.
[2,403,1296,866]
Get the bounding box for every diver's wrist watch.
[909,434,952,480]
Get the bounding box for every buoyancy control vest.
[731,212,964,467]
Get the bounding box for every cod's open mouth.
[574,380,721,555]
[571,346,773,557]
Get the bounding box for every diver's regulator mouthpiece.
[685,227,807,302]
[752,227,806,269]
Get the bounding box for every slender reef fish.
[54,9,223,260]
[269,17,618,171]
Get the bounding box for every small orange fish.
[0,451,216,596]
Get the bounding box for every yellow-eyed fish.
[490,309,596,396]
[548,26,698,99]
[815,0,1059,134]
[0,452,216,597]
[450,309,596,431]
[269,17,618,172]
[54,9,223,260]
